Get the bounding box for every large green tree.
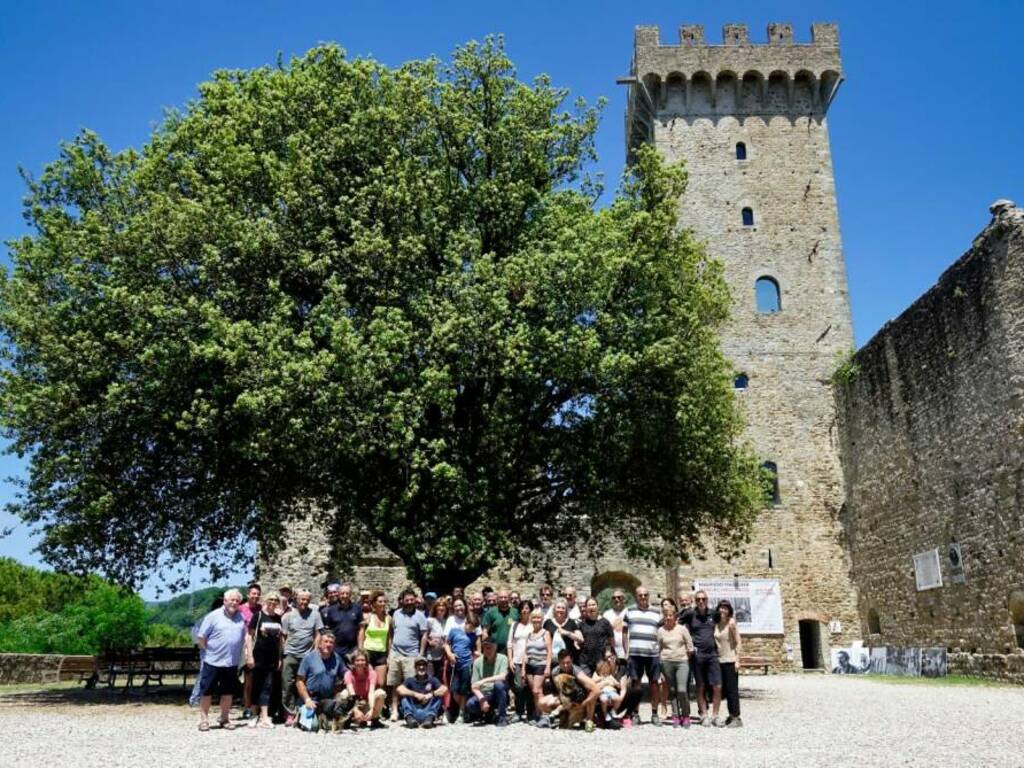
[0,40,764,592]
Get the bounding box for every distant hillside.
[147,585,244,629]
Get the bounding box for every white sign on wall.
[693,578,784,635]
[913,548,943,591]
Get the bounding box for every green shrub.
[144,623,192,647]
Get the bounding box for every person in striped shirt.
[624,586,664,726]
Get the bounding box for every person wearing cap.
[396,656,447,728]
[424,591,438,616]
[321,583,363,661]
[466,636,510,726]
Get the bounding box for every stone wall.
[835,201,1024,667]
[633,23,862,668]
[0,654,67,685]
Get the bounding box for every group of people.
[191,580,744,733]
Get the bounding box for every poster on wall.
[693,579,784,634]
[869,646,921,676]
[831,642,869,674]
[920,647,948,678]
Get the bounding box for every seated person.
[342,650,386,729]
[396,657,447,728]
[295,631,349,729]
[538,648,600,730]
[445,613,479,722]
[465,637,510,726]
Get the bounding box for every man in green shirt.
[467,638,509,726]
[481,589,519,654]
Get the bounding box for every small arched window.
[762,461,780,505]
[742,207,755,226]
[736,142,747,160]
[755,277,781,313]
[734,373,749,390]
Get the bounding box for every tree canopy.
[0,39,764,592]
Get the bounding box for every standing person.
[451,586,465,604]
[603,589,630,676]
[444,597,469,636]
[466,637,510,726]
[561,587,582,620]
[523,608,552,725]
[388,588,429,720]
[280,588,324,726]
[359,590,372,615]
[362,590,392,713]
[189,596,223,707]
[543,600,583,665]
[577,597,614,675]
[651,597,678,722]
[679,590,724,727]
[397,657,448,728]
[342,650,387,729]
[468,591,485,620]
[426,599,449,676]
[481,589,519,657]
[657,603,695,728]
[537,585,555,617]
[321,583,363,661]
[195,589,250,732]
[238,581,264,720]
[247,593,283,729]
[715,600,743,728]
[482,586,497,609]
[278,585,296,611]
[624,586,662,725]
[508,599,535,722]
[445,613,480,722]
[423,592,438,618]
[295,631,348,729]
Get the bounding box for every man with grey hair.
[196,588,250,731]
[321,582,363,661]
[280,588,324,726]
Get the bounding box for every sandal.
[198,721,210,732]
[219,719,237,730]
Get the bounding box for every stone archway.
[591,571,641,613]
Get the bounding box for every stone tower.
[624,23,860,666]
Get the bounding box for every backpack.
[297,704,319,732]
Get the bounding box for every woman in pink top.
[343,651,386,728]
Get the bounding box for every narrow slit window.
[755,277,781,313]
[736,142,747,160]
[742,207,755,226]
[762,461,780,505]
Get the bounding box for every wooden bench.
[97,647,201,690]
[740,655,773,674]
[59,656,99,687]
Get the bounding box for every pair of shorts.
[198,664,241,697]
[693,655,722,688]
[628,655,661,683]
[386,654,419,686]
[525,663,547,677]
[450,663,472,695]
[367,651,388,669]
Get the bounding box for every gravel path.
[1,675,1022,767]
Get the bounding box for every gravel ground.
[1,675,1022,767]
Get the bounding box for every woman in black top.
[247,594,283,728]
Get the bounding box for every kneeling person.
[466,637,510,726]
[397,657,447,728]
[540,649,600,730]
[295,631,349,729]
[343,650,386,729]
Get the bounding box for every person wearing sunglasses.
[678,590,724,727]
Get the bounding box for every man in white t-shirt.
[602,589,630,676]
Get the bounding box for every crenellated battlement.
[625,22,843,135]
[638,22,839,49]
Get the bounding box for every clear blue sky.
[1,1,1021,598]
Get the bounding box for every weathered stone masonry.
[836,201,1024,683]
[627,23,861,667]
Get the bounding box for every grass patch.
[862,674,1011,688]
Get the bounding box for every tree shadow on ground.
[0,684,191,708]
